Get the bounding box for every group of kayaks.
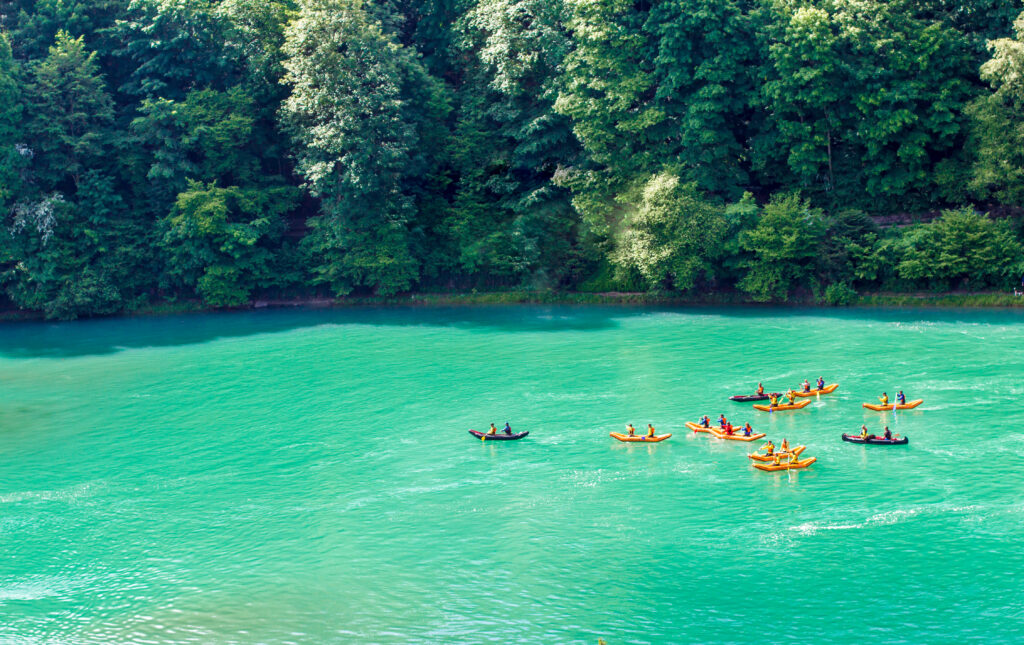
[467,380,922,475]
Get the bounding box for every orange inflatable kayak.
[752,399,811,412]
[753,456,817,471]
[610,432,672,443]
[749,445,805,462]
[708,427,766,442]
[862,399,923,411]
[792,383,839,397]
[686,421,715,434]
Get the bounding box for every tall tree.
[966,11,1024,204]
[280,0,448,295]
[24,31,115,191]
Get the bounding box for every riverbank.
[1,289,1022,322]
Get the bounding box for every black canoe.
[729,393,771,402]
[469,429,529,441]
[842,434,908,445]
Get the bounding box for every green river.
[1,306,1022,643]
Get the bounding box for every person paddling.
[646,423,656,439]
[718,414,728,429]
[860,425,870,440]
[761,440,775,456]
[743,422,753,437]
[896,390,906,405]
[488,423,499,436]
[503,422,513,436]
[700,415,710,428]
[780,438,789,453]
[756,382,764,395]
[816,376,825,390]
[786,390,797,405]
[769,393,780,408]
[879,392,889,406]
[627,423,637,437]
[802,379,811,393]
[883,426,893,440]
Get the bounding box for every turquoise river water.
[1,306,1023,644]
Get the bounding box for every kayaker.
[802,379,811,393]
[488,423,498,435]
[896,390,906,405]
[646,423,656,438]
[772,453,782,466]
[627,423,636,437]
[880,392,889,405]
[724,423,734,436]
[780,438,789,453]
[700,415,710,428]
[860,425,869,439]
[756,382,764,395]
[816,376,825,390]
[786,390,797,405]
[718,414,728,428]
[743,422,753,437]
[883,427,892,440]
[503,422,513,435]
[761,440,775,456]
[769,393,779,408]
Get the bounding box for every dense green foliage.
[2,0,1024,318]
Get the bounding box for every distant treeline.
[2,0,1024,318]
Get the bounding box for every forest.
[2,0,1024,318]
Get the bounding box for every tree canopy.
[2,0,1024,318]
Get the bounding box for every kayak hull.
[862,399,923,411]
[708,428,766,442]
[749,446,806,462]
[686,421,715,434]
[792,383,839,397]
[752,400,812,412]
[729,394,770,402]
[468,430,529,441]
[753,456,817,471]
[610,432,672,443]
[842,434,908,445]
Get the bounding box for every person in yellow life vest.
[880,392,889,405]
[780,438,789,453]
[769,393,779,408]
[626,423,636,437]
[646,424,656,438]
[761,440,775,456]
[772,453,782,466]
[860,424,869,439]
[756,382,764,395]
[488,423,498,435]
[786,390,797,405]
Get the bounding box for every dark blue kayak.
[468,430,529,441]
[842,434,908,445]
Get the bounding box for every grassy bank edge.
[2,290,1023,322]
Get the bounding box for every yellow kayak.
[749,445,805,462]
[708,427,766,442]
[792,383,839,397]
[862,399,923,411]
[752,400,811,412]
[610,432,672,443]
[753,456,817,471]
